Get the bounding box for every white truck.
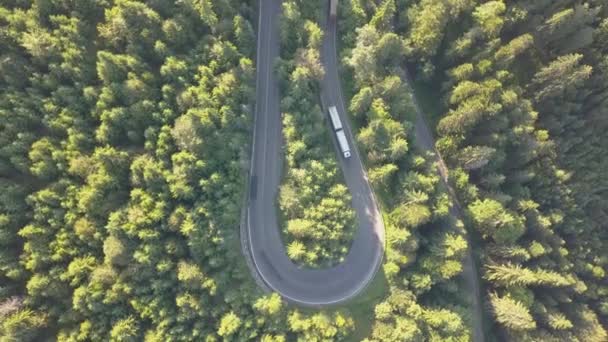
[335,130,351,158]
[328,106,351,158]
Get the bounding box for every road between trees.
[244,4,484,339]
[242,0,385,306]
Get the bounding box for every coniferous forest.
[1,0,607,341]
[397,0,608,340]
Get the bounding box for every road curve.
[243,0,385,306]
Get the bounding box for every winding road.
[245,6,484,342]
[243,0,385,306]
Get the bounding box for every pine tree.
[489,293,536,331]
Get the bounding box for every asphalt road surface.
[244,0,385,306]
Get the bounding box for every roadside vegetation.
[276,2,356,268]
[337,1,476,340]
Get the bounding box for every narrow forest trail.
[402,70,486,342]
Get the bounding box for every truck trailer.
[328,106,343,130]
[330,0,338,18]
[327,106,351,158]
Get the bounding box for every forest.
[397,0,608,340]
[1,0,607,341]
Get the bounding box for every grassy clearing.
[297,267,388,341]
[342,268,389,341]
